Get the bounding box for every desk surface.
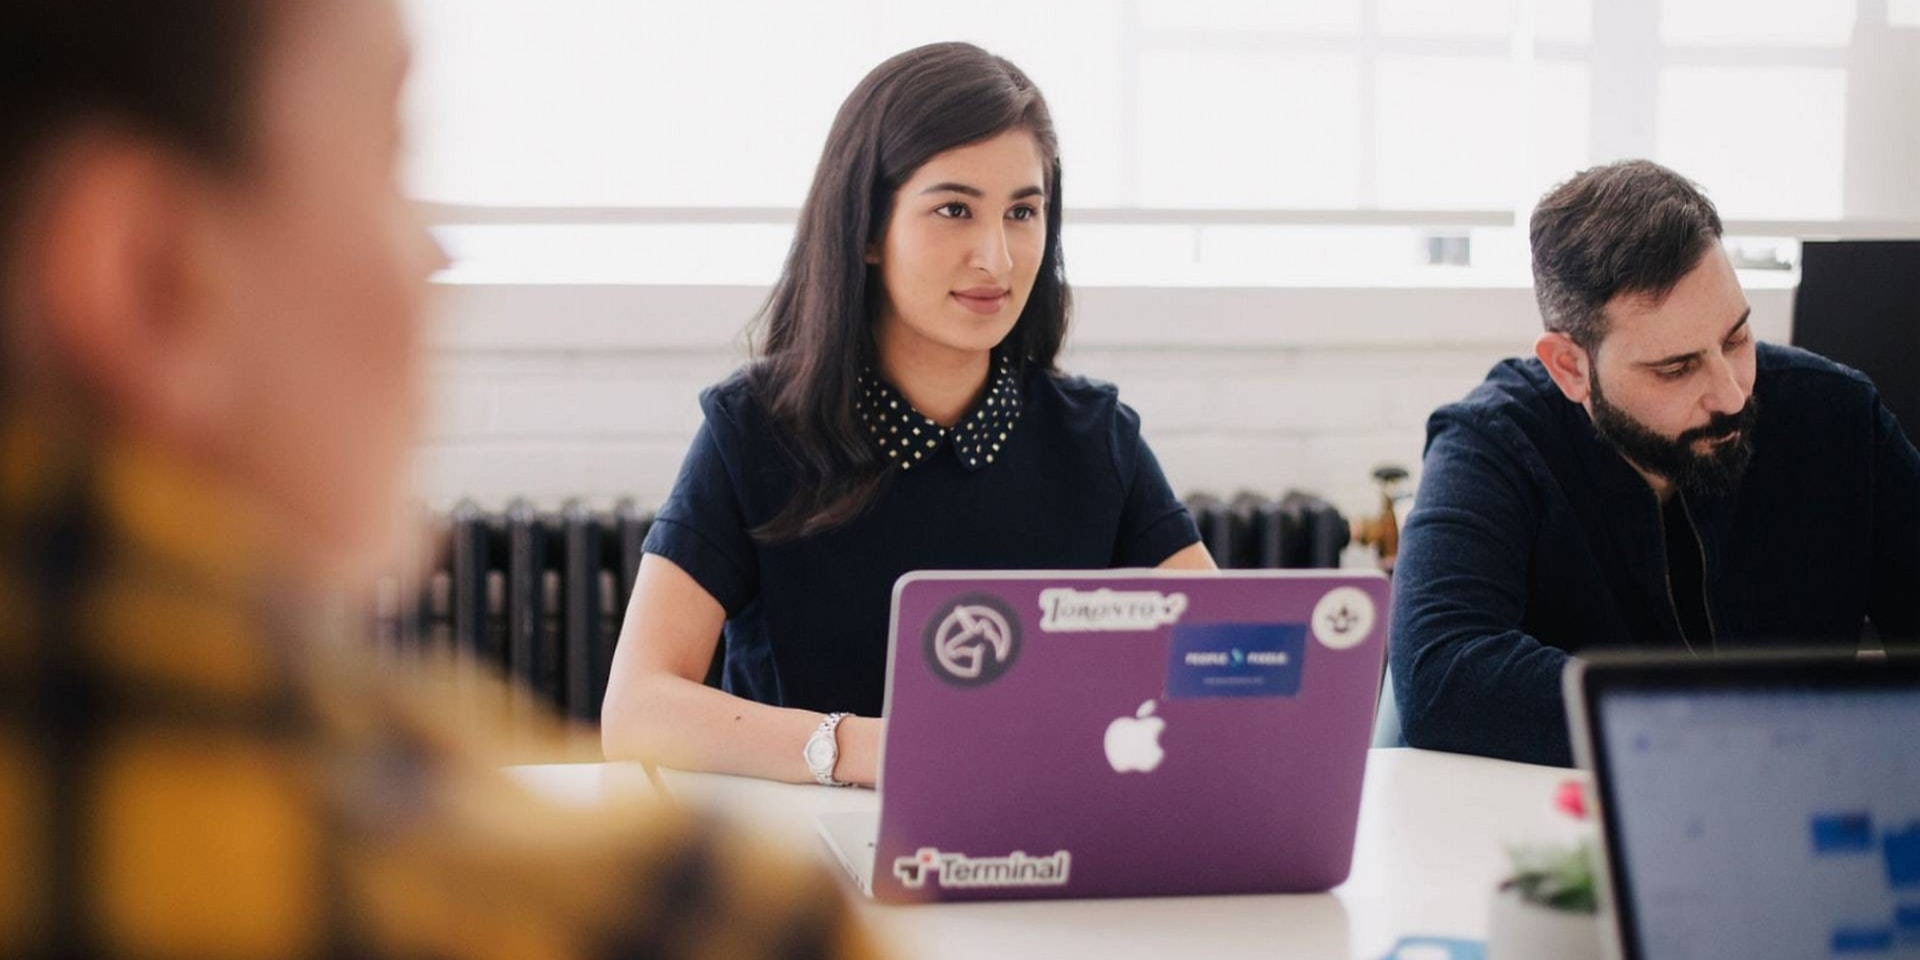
[510,748,1591,960]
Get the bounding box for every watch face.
[805,736,834,769]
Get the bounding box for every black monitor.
[1791,240,1920,444]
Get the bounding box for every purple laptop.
[816,569,1389,903]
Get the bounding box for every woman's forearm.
[601,672,881,786]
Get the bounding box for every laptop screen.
[1596,685,1920,959]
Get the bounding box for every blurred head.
[0,0,441,587]
[1529,160,1757,497]
[751,42,1067,541]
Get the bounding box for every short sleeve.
[642,393,760,617]
[1108,400,1202,567]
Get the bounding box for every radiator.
[1185,490,1350,570]
[369,491,1347,723]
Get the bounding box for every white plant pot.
[1487,886,1603,960]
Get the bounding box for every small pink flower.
[1555,780,1588,820]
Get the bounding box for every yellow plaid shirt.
[0,412,882,960]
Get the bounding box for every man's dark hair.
[1529,159,1724,349]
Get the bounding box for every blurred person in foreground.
[0,1,881,957]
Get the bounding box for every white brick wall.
[417,283,1797,526]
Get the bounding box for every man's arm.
[1390,411,1575,767]
[1869,400,1920,646]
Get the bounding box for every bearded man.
[1390,159,1920,767]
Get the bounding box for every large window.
[406,0,1918,286]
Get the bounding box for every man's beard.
[1589,372,1759,499]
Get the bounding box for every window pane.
[1378,0,1510,39]
[403,0,1126,206]
[1137,52,1362,208]
[1136,0,1362,34]
[1376,0,1593,43]
[404,0,875,206]
[1376,57,1517,209]
[1534,0,1594,44]
[1661,0,1857,46]
[871,1,1127,206]
[1656,67,1847,219]
[1527,61,1592,202]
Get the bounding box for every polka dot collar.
[856,354,1024,472]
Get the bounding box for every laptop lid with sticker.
[870,569,1388,903]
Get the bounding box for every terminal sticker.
[1165,622,1305,699]
[893,847,1071,890]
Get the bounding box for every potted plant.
[1488,841,1603,960]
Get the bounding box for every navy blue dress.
[642,359,1201,717]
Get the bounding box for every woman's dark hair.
[748,41,1070,543]
[0,0,274,358]
[1530,159,1723,350]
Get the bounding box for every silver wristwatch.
[804,712,853,787]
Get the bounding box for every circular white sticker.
[925,597,1021,686]
[1311,586,1376,651]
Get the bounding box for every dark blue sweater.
[1391,342,1920,767]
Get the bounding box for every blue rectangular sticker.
[1889,823,1920,890]
[1166,623,1305,698]
[1896,904,1920,932]
[1812,813,1875,856]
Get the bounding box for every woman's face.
[870,128,1048,362]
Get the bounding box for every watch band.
[805,711,853,787]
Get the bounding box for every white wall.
[416,282,1797,527]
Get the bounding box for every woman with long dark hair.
[602,42,1212,785]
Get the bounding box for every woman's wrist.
[833,715,882,787]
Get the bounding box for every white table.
[510,748,1590,960]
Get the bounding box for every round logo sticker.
[924,595,1021,686]
[1311,586,1376,651]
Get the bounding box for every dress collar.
[855,353,1024,473]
